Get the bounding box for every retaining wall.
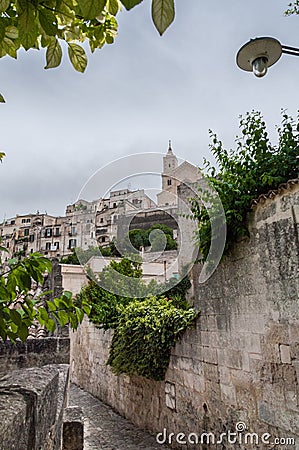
[71,182,299,449]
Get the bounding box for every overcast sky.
[0,0,298,220]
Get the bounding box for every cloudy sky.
[0,0,298,220]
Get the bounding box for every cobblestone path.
[69,384,170,450]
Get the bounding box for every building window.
[54,242,59,250]
[101,236,106,243]
[113,202,117,208]
[71,226,76,235]
[21,219,26,223]
[46,242,51,250]
[26,218,31,223]
[69,239,77,249]
[29,234,34,242]
[10,220,15,225]
[100,218,104,223]
[55,227,60,236]
[24,228,29,236]
[167,179,172,186]
[45,228,52,237]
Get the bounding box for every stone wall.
[70,183,299,449]
[0,337,70,376]
[0,364,69,450]
[127,208,178,232]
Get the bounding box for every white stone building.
[157,142,201,207]
[95,188,156,246]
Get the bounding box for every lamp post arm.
[281,45,299,56]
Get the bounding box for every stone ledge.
[0,364,69,450]
[62,406,84,450]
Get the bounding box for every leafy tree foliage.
[79,257,144,329]
[0,0,176,102]
[0,250,91,341]
[60,242,121,264]
[128,224,177,251]
[191,110,299,260]
[285,1,299,14]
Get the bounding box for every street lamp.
[236,36,299,77]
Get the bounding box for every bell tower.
[163,140,178,174]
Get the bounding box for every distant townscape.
[0,144,200,260]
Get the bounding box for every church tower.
[163,140,178,174]
[157,140,200,207]
[156,141,179,206]
[162,140,178,193]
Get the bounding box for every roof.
[251,178,299,207]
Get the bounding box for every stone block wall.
[70,183,299,449]
[0,337,70,376]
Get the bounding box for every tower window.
[167,179,172,186]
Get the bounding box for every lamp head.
[236,37,282,77]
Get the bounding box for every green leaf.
[75,306,84,322]
[0,0,9,13]
[18,2,39,50]
[77,0,106,19]
[0,93,5,103]
[39,307,49,322]
[45,38,62,69]
[107,0,120,15]
[57,310,69,327]
[45,318,56,333]
[8,258,18,265]
[10,309,22,327]
[46,300,57,312]
[2,37,17,58]
[68,43,87,73]
[120,0,143,10]
[18,323,29,341]
[151,0,175,36]
[38,8,58,36]
[83,302,91,315]
[5,26,19,40]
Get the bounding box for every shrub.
[191,110,299,259]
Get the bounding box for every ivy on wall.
[108,297,199,380]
